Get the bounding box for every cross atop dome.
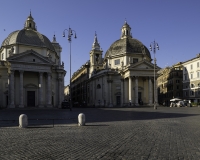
[52,34,57,43]
[121,20,132,39]
[24,12,37,31]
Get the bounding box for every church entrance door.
[27,91,35,107]
[116,96,121,105]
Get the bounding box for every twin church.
[0,13,159,108]
[71,21,160,107]
[0,13,65,108]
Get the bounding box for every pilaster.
[19,70,24,108]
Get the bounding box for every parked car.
[61,101,72,111]
[176,101,185,107]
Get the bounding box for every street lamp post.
[150,40,159,110]
[63,27,77,109]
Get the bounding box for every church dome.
[105,37,151,58]
[1,13,55,52]
[105,21,151,59]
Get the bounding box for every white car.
[176,101,184,107]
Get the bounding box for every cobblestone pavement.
[0,106,200,160]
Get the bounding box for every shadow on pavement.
[0,107,199,127]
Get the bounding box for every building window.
[191,73,193,79]
[2,53,4,60]
[191,64,193,70]
[185,91,187,96]
[133,58,138,64]
[97,84,101,89]
[185,67,187,71]
[197,62,199,68]
[190,91,194,96]
[115,59,120,65]
[198,71,200,78]
[191,84,195,88]
[184,74,187,80]
[177,85,179,89]
[198,83,200,87]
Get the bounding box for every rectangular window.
[191,74,193,79]
[197,62,199,68]
[185,67,187,71]
[1,53,4,60]
[114,59,120,65]
[191,64,193,70]
[198,72,200,78]
[133,58,138,64]
[184,75,187,80]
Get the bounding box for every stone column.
[128,76,132,106]
[19,70,24,108]
[47,72,52,107]
[148,77,153,105]
[135,77,138,105]
[93,81,95,106]
[58,77,62,108]
[38,72,44,108]
[121,78,124,107]
[107,79,113,107]
[9,70,15,108]
[155,79,158,105]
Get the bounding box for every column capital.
[10,70,15,74]
[19,70,24,74]
[107,79,113,83]
[39,72,43,75]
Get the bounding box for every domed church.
[85,21,160,107]
[0,13,66,108]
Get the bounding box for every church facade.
[0,13,65,108]
[70,21,160,107]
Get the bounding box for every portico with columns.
[5,49,65,108]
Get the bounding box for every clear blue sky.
[1,0,200,85]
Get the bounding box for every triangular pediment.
[7,49,53,64]
[128,60,156,70]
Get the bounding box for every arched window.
[29,23,31,27]
[97,84,101,89]
[191,84,195,88]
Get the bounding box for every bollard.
[19,114,28,128]
[78,113,85,126]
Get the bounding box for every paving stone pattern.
[0,107,200,160]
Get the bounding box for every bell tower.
[89,32,103,78]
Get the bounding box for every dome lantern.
[121,20,132,39]
[24,11,37,31]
